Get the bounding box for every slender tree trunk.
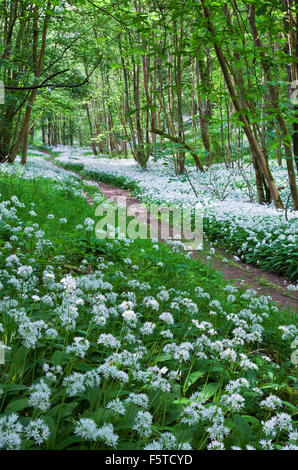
[85,105,97,155]
[9,3,50,163]
[282,0,298,172]
[201,0,284,209]
[173,19,185,174]
[119,39,138,161]
[276,127,283,166]
[21,127,29,165]
[249,4,298,210]
[195,58,212,166]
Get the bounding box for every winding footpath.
[45,149,297,313]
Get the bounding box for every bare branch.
[5,56,103,91]
[151,127,205,172]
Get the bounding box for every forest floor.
[43,148,297,313]
[91,181,298,313]
[3,151,298,451]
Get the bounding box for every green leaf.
[184,370,205,392]
[233,414,252,446]
[281,400,298,411]
[155,354,172,362]
[172,397,190,405]
[5,398,29,413]
[5,385,27,393]
[51,350,67,366]
[200,382,219,400]
[13,346,28,368]
[55,436,83,450]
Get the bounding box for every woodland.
[0,0,297,452]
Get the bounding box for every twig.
[5,56,102,90]
[61,264,83,274]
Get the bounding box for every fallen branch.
[61,264,84,274]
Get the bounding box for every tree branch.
[151,127,205,171]
[5,56,103,90]
[85,0,129,27]
[5,68,70,90]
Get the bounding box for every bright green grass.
[0,174,96,240]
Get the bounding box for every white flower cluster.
[0,414,50,449]
[0,180,296,451]
[55,148,298,278]
[75,418,118,447]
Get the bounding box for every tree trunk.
[85,105,97,155]
[173,19,186,174]
[195,56,212,166]
[201,0,284,209]
[8,3,50,163]
[249,4,298,210]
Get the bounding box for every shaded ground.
[198,249,297,312]
[45,151,297,313]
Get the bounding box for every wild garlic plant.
[0,172,297,450]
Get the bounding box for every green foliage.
[56,160,298,280]
[0,169,296,450]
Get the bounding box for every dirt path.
[92,181,297,313]
[45,152,297,313]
